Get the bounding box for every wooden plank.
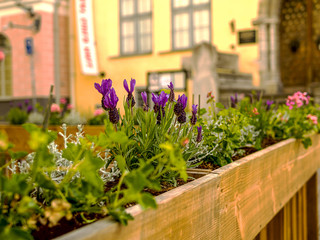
[267,208,284,240]
[56,173,221,240]
[302,185,307,240]
[306,173,318,239]
[0,125,105,152]
[214,135,320,239]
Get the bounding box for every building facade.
[73,0,259,116]
[0,0,70,116]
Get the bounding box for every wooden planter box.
[56,134,320,240]
[0,125,105,152]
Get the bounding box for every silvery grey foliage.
[27,112,44,125]
[7,124,120,184]
[62,111,87,126]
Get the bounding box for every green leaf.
[216,102,225,109]
[35,172,57,190]
[77,151,105,189]
[115,155,126,172]
[62,143,83,161]
[3,174,30,196]
[8,151,28,160]
[139,192,157,209]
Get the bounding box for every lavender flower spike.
[158,91,169,108]
[103,88,119,124]
[174,94,188,117]
[141,91,149,111]
[266,100,274,111]
[190,104,198,125]
[124,78,136,108]
[196,126,203,143]
[94,79,112,96]
[168,82,175,102]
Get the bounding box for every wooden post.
[306,173,318,239]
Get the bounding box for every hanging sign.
[76,0,99,75]
[238,30,257,44]
[25,37,34,55]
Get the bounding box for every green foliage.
[7,107,28,125]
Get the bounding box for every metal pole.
[30,53,37,111]
[53,0,61,103]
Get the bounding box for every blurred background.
[0,0,320,121]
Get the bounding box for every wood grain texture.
[56,173,221,240]
[212,134,320,240]
[55,135,320,240]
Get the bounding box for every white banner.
[76,0,99,75]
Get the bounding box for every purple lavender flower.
[141,91,149,111]
[266,100,274,111]
[24,99,30,106]
[190,104,198,125]
[175,95,188,124]
[152,92,160,113]
[94,79,112,96]
[17,103,23,109]
[124,78,136,108]
[152,91,169,124]
[103,88,119,109]
[196,126,203,143]
[230,93,238,108]
[168,82,175,102]
[94,79,113,111]
[158,91,169,108]
[103,88,120,124]
[27,105,33,114]
[174,94,187,117]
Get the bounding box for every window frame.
[171,0,212,50]
[119,0,152,56]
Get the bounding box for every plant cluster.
[1,79,320,239]
[0,79,206,239]
[7,100,34,125]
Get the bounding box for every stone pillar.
[268,21,282,93]
[191,43,219,109]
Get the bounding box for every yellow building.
[73,0,259,117]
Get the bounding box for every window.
[120,0,152,55]
[172,0,211,50]
[0,34,12,98]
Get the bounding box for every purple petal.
[180,94,188,109]
[94,82,102,94]
[192,104,198,114]
[152,93,159,105]
[123,79,130,93]
[197,126,202,134]
[101,79,112,95]
[168,82,174,90]
[159,91,169,107]
[130,78,136,93]
[141,92,147,104]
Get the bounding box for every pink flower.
[0,51,5,61]
[51,103,61,113]
[307,114,318,125]
[286,91,310,109]
[252,108,259,115]
[67,104,73,110]
[60,98,67,105]
[94,108,104,116]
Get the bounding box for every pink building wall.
[0,11,69,99]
